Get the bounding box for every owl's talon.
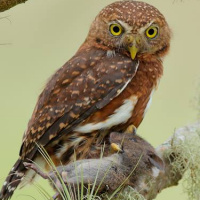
[126,125,137,135]
[111,143,123,153]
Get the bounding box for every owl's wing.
[20,48,139,160]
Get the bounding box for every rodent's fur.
[48,131,164,196]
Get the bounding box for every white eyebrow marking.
[108,20,133,33]
[117,20,133,33]
[148,20,155,27]
[139,20,156,34]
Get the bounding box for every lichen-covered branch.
[0,0,28,12]
[121,121,200,200]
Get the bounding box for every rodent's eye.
[146,26,158,39]
[110,24,123,36]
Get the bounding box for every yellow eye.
[110,24,123,36]
[146,26,158,39]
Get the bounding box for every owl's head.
[87,1,171,60]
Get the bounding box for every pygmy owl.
[0,1,171,199]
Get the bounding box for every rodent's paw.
[61,171,68,182]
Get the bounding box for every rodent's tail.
[0,159,26,200]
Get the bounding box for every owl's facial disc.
[108,22,140,60]
[108,20,163,60]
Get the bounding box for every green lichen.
[165,128,200,200]
[115,186,145,200]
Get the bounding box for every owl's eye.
[110,24,123,36]
[146,26,158,39]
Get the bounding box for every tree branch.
[0,0,28,12]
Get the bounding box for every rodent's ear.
[148,152,165,171]
[109,132,122,144]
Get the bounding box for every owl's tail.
[0,158,26,200]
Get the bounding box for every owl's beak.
[128,45,138,60]
[125,34,140,60]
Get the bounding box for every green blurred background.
[0,0,200,199]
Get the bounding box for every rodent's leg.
[52,192,59,200]
[23,162,49,179]
[66,176,99,192]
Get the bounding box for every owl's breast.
[76,59,162,131]
[74,95,138,133]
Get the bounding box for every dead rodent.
[24,127,164,199]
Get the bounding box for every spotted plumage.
[0,1,171,199]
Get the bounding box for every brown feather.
[0,1,171,199]
[20,47,138,159]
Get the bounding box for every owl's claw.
[111,143,123,153]
[126,124,137,135]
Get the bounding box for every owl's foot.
[111,143,123,153]
[23,162,49,179]
[125,124,137,135]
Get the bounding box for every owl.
[0,1,171,199]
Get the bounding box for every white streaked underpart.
[56,137,83,158]
[74,95,138,133]
[143,89,154,117]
